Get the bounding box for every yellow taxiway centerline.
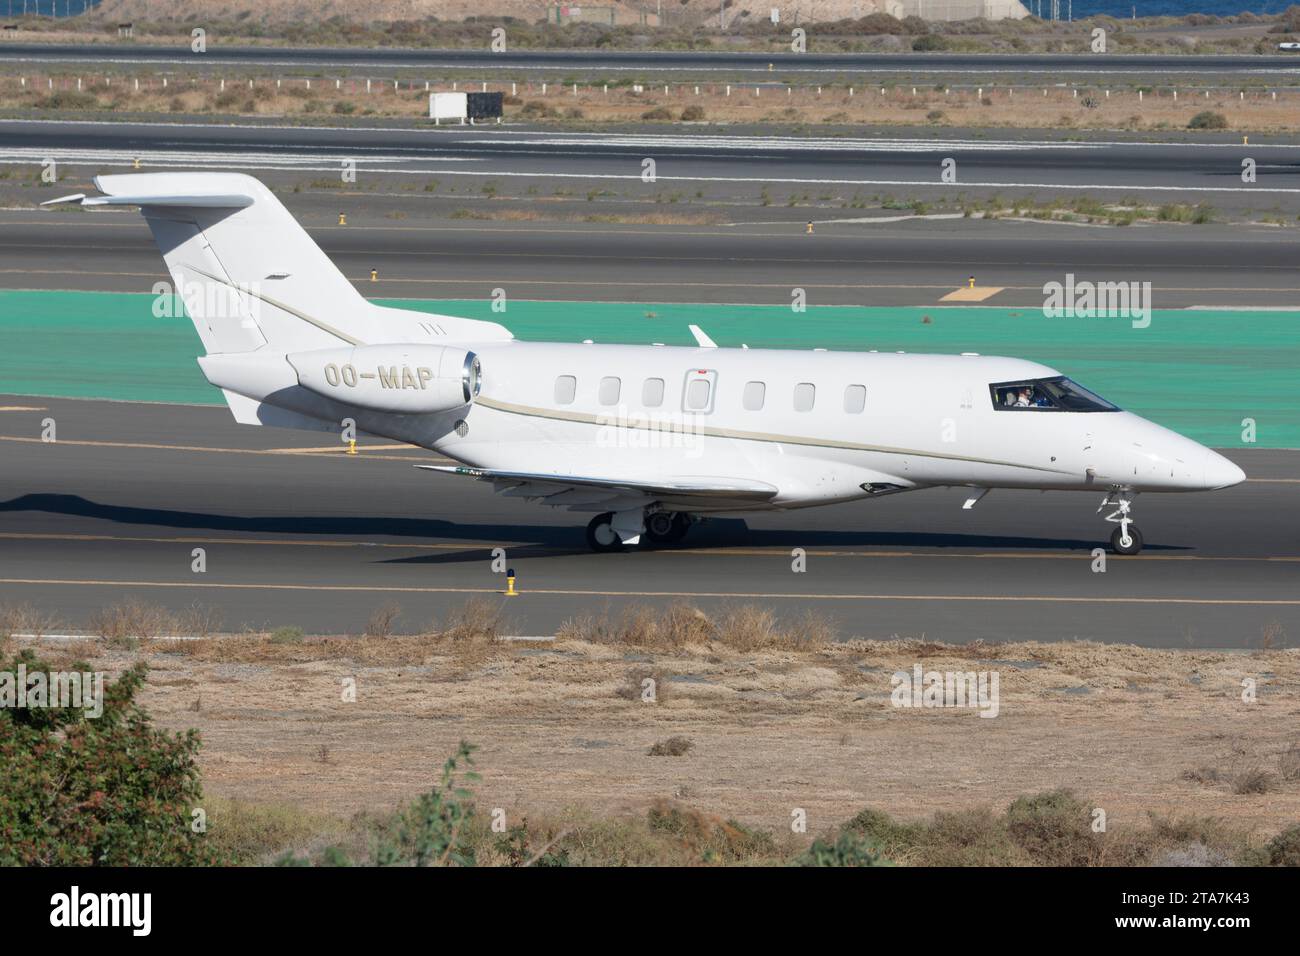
[1,577,1298,605]
[1,531,1299,562]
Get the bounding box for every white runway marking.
[9,118,1300,151]
[4,155,1298,194]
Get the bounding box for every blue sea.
[0,0,1290,19]
[1024,1,1293,14]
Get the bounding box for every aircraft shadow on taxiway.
[0,493,1190,562]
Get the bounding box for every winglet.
[40,193,87,207]
[688,324,718,348]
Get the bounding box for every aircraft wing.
[417,465,778,509]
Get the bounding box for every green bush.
[1188,110,1228,130]
[1005,789,1100,866]
[1264,824,1300,866]
[269,626,304,644]
[797,830,892,866]
[0,648,218,865]
[280,741,480,866]
[37,90,98,110]
[913,34,949,52]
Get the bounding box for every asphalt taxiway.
[0,395,1293,646]
[4,210,1299,309]
[6,44,1300,78]
[4,120,1299,205]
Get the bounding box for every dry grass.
[449,207,725,226]
[11,602,1300,852]
[557,602,834,651]
[202,780,1277,867]
[1232,768,1279,795]
[1280,742,1300,782]
[5,73,1300,134]
[363,602,401,639]
[0,602,61,643]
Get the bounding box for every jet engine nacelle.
[287,344,481,414]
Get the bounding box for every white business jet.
[45,173,1245,555]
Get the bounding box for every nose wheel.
[1099,491,1142,555]
[1109,524,1143,556]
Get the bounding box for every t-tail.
[43,172,509,434]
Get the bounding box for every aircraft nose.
[1204,449,1246,489]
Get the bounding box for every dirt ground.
[30,629,1300,840]
[2,72,1297,134]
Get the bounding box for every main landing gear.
[1098,490,1143,555]
[585,509,692,552]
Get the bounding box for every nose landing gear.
[1099,490,1142,555]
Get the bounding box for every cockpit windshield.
[989,376,1120,412]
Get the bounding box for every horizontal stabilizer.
[41,190,254,209]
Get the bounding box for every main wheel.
[643,511,690,546]
[644,511,676,541]
[1110,525,1143,556]
[586,512,624,552]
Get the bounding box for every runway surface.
[6,44,1300,77]
[0,395,1294,647]
[4,211,1300,309]
[4,119,1299,202]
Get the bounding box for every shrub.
[519,100,555,118]
[1263,824,1300,866]
[0,647,218,865]
[364,603,400,638]
[913,34,948,52]
[647,736,693,757]
[680,104,706,121]
[37,90,98,110]
[641,106,674,120]
[1231,768,1277,794]
[797,830,891,866]
[269,625,304,644]
[1188,110,1228,130]
[1004,789,1100,866]
[646,799,781,863]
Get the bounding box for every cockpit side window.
[989,376,1120,412]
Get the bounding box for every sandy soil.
[2,72,1292,134]
[31,632,1300,838]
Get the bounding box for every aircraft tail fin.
[65,172,512,356]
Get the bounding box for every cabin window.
[686,378,712,410]
[598,376,621,406]
[554,375,577,405]
[642,378,665,407]
[990,376,1120,413]
[742,381,766,411]
[844,384,866,414]
[793,382,816,413]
